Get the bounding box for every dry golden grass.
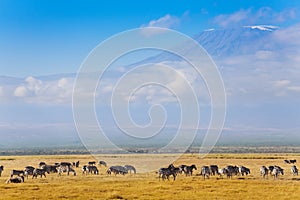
[0,153,299,200]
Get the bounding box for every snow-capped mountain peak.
[243,25,279,31]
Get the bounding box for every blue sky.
[0,1,300,148]
[0,0,299,76]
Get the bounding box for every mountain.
[195,25,278,57]
[131,25,279,65]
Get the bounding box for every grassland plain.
[0,154,299,200]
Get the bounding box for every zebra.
[183,164,197,176]
[158,164,176,181]
[210,165,219,176]
[59,162,72,175]
[200,166,211,179]
[6,176,24,184]
[42,164,58,174]
[291,165,298,176]
[0,165,3,177]
[218,168,229,178]
[32,168,47,178]
[11,170,25,178]
[24,166,35,179]
[124,165,136,174]
[58,165,76,176]
[178,165,187,174]
[99,161,107,167]
[87,165,99,175]
[225,165,239,178]
[260,166,268,179]
[108,166,128,175]
[238,166,250,176]
[271,166,284,179]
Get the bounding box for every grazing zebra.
[158,164,176,181]
[260,166,268,179]
[271,166,284,179]
[210,165,219,176]
[32,168,47,178]
[87,165,99,175]
[58,165,76,176]
[200,166,211,179]
[11,170,25,177]
[88,161,96,166]
[6,176,24,184]
[42,164,58,174]
[225,165,239,178]
[24,166,35,179]
[238,166,250,176]
[178,165,187,174]
[99,161,107,167]
[108,166,128,175]
[183,164,197,176]
[291,165,298,176]
[290,159,297,164]
[0,165,3,177]
[218,168,229,178]
[124,165,136,174]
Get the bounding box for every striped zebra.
[158,164,176,181]
[24,166,35,179]
[238,166,250,176]
[108,166,128,175]
[32,168,47,178]
[218,168,229,178]
[124,165,136,174]
[271,166,284,179]
[42,164,58,174]
[225,165,239,178]
[0,165,3,177]
[260,166,268,179]
[183,164,197,176]
[210,165,219,176]
[200,166,211,179]
[58,165,76,176]
[291,165,298,176]
[87,165,99,175]
[11,170,25,178]
[6,176,24,184]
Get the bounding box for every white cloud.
[14,86,29,97]
[2,76,75,104]
[140,14,180,36]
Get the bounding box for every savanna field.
[0,153,299,200]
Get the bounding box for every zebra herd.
[260,165,298,179]
[3,160,137,184]
[158,161,298,181]
[1,158,298,183]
